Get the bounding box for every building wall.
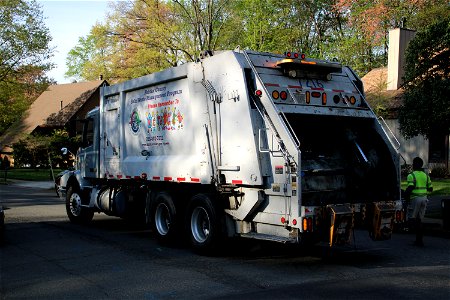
[385,119,450,171]
[384,119,429,166]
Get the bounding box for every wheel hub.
[191,207,210,243]
[155,203,171,236]
[69,193,82,216]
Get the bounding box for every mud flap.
[328,204,354,247]
[369,202,395,241]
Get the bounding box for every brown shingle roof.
[362,67,404,116]
[45,83,103,127]
[0,80,104,151]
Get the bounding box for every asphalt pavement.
[1,182,449,299]
[3,179,55,190]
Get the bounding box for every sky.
[37,0,115,84]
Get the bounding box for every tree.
[65,26,113,82]
[12,129,80,168]
[0,66,54,135]
[66,0,449,81]
[0,0,54,135]
[398,17,450,139]
[66,0,239,82]
[0,0,53,82]
[66,0,181,82]
[172,0,233,57]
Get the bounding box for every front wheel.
[187,194,222,253]
[66,185,94,224]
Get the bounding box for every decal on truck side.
[124,80,193,156]
[145,104,184,133]
[129,109,142,135]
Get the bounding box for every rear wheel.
[66,185,94,223]
[151,193,178,243]
[187,194,221,253]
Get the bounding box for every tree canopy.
[0,0,54,136]
[66,0,449,84]
[399,17,450,139]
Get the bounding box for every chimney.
[99,74,103,80]
[387,28,416,90]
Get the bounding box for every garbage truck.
[58,49,403,252]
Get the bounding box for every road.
[0,183,449,299]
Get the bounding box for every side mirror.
[61,147,68,155]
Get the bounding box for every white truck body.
[60,50,402,251]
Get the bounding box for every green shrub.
[430,166,449,179]
[12,130,80,168]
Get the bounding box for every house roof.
[361,66,404,114]
[0,80,105,151]
[45,81,106,127]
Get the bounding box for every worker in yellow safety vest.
[404,157,433,246]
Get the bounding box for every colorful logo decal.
[146,105,184,133]
[129,109,142,134]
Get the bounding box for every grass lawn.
[1,168,63,182]
[401,178,450,196]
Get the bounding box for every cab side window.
[82,118,94,148]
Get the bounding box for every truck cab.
[78,108,100,179]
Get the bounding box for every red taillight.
[280,91,288,100]
[281,217,286,224]
[311,91,321,98]
[285,52,303,59]
[255,90,263,97]
[292,219,297,226]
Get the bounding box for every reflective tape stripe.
[107,175,201,183]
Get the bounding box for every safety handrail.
[377,116,401,150]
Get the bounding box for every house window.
[428,132,448,164]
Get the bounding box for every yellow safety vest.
[407,170,432,197]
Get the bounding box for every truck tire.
[66,185,94,224]
[187,194,221,253]
[151,193,178,243]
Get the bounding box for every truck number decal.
[306,79,324,89]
